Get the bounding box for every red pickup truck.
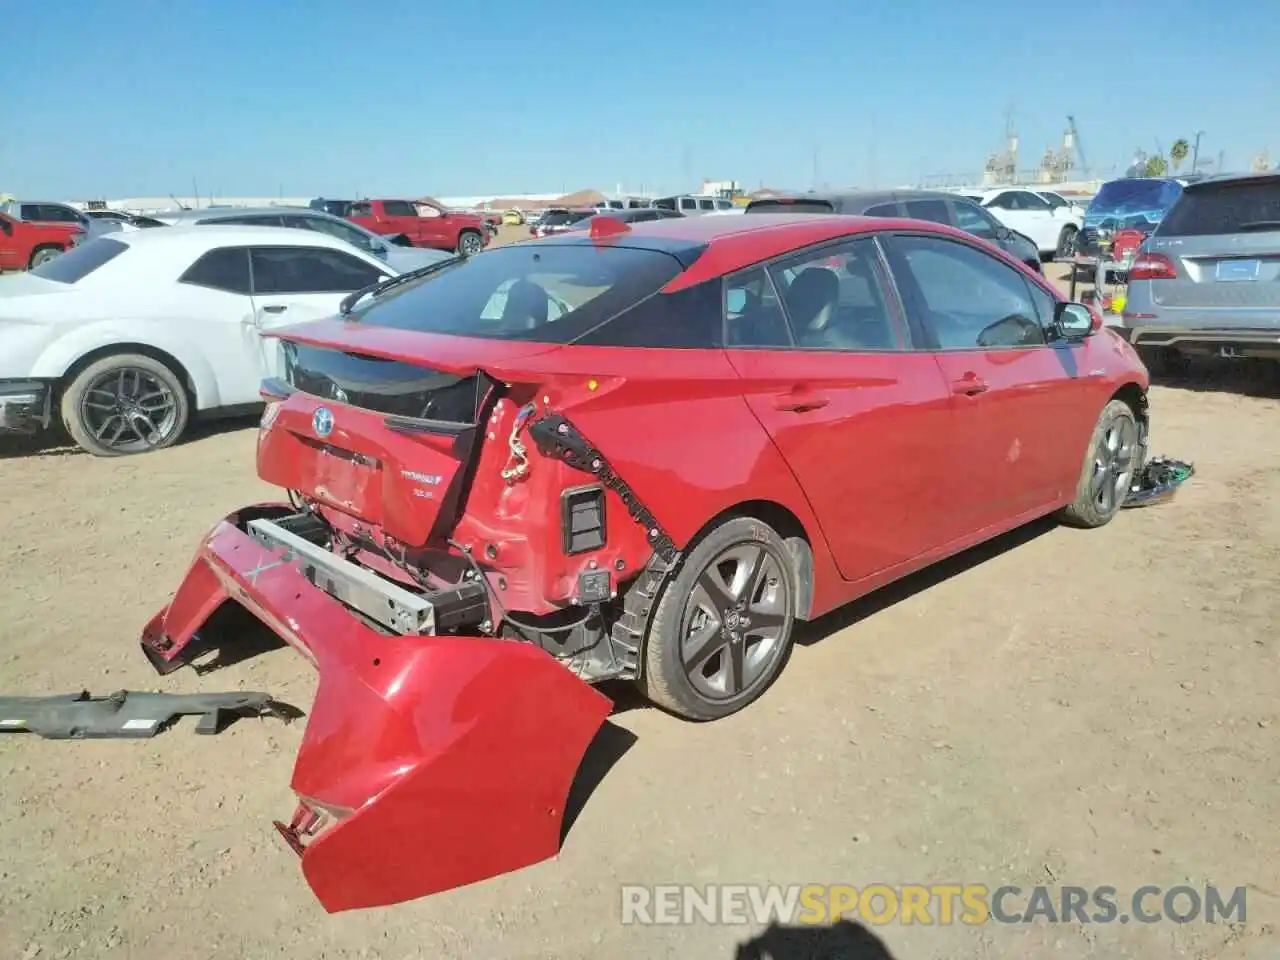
[0,213,85,270]
[344,198,490,256]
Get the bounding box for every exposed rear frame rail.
[527,412,682,683]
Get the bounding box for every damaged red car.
[142,213,1151,911]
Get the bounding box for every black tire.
[60,353,190,457]
[641,516,797,720]
[29,245,62,269]
[1056,225,1078,260]
[456,230,483,256]
[1058,399,1142,529]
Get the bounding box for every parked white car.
[0,225,397,456]
[959,188,1083,259]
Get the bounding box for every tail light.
[1129,252,1177,280]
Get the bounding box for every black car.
[744,189,1044,273]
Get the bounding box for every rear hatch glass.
[265,243,694,531]
[1157,177,1280,237]
[1147,176,1280,309]
[745,199,835,215]
[341,241,689,343]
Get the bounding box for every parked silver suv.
[1122,172,1280,371]
[151,206,452,272]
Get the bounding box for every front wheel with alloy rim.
[1058,399,1142,528]
[642,516,797,720]
[60,353,190,456]
[457,230,484,256]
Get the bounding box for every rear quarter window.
[1158,179,1280,237]
[29,237,129,283]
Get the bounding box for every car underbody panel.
[140,504,613,913]
[0,689,283,738]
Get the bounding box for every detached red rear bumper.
[141,506,612,912]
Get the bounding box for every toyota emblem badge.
[312,406,335,439]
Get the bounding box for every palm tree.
[1144,155,1168,177]
[1170,138,1190,173]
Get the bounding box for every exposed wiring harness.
[500,402,539,482]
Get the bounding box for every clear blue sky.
[2,0,1275,200]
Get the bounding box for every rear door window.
[863,202,901,217]
[30,237,129,283]
[381,200,418,217]
[680,198,698,212]
[767,237,906,351]
[698,199,716,211]
[179,247,252,294]
[251,247,386,294]
[951,201,1001,241]
[902,198,952,225]
[1158,177,1280,237]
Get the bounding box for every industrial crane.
[1067,115,1088,175]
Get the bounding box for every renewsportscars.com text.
[620,884,1247,926]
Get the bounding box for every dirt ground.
[2,263,1279,959]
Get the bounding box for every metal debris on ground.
[0,690,288,739]
[1124,457,1195,509]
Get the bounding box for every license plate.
[1216,259,1260,282]
[1219,345,1244,359]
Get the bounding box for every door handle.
[951,374,989,396]
[261,304,288,314]
[772,392,830,413]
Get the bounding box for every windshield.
[345,242,688,343]
[29,237,128,283]
[1085,179,1183,230]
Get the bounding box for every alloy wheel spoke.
[737,547,770,605]
[726,638,746,694]
[697,568,736,614]
[746,608,786,631]
[684,620,724,673]
[94,414,120,440]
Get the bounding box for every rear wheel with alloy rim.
[1059,398,1141,528]
[61,353,190,457]
[642,516,797,720]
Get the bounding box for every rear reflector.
[1129,252,1177,280]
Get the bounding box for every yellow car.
[501,209,525,226]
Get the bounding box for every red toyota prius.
[145,212,1150,911]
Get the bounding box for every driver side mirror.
[0,218,11,236]
[1054,302,1098,340]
